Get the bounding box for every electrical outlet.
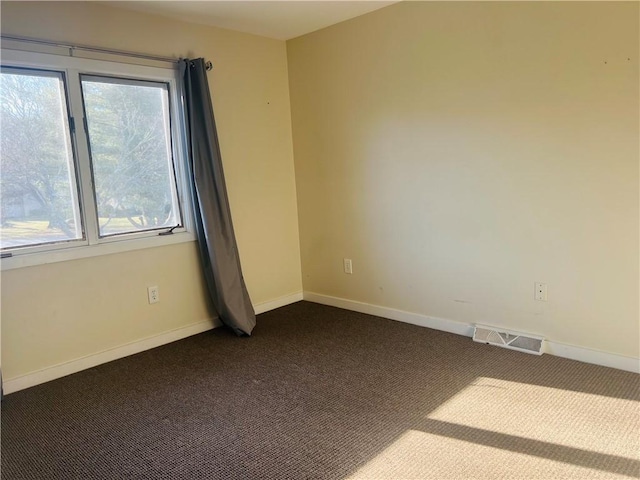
[148,286,159,304]
[534,282,547,301]
[343,258,353,274]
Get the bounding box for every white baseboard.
[303,291,473,337]
[254,291,303,315]
[303,291,639,374]
[6,291,635,394]
[544,340,639,373]
[3,318,221,395]
[3,291,304,394]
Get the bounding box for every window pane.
[81,76,181,237]
[0,69,83,249]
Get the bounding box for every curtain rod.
[0,34,213,71]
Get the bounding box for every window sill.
[1,231,197,271]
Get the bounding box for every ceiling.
[109,1,398,41]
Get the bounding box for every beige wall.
[288,2,639,358]
[1,2,302,380]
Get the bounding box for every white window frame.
[1,49,195,271]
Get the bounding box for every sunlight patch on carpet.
[426,377,639,459]
[347,376,639,479]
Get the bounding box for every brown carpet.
[1,301,639,479]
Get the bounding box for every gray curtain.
[180,58,256,336]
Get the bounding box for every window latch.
[159,225,179,236]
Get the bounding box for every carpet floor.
[1,301,639,479]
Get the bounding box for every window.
[1,68,83,248]
[0,49,192,269]
[81,76,182,238]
